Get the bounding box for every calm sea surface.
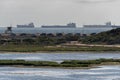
[0,27,113,34]
[0,52,120,80]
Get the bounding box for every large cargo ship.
[17,23,35,28]
[41,23,76,28]
[83,22,120,28]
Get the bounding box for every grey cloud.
[72,0,119,3]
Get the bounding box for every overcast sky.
[0,0,120,27]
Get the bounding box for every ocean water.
[0,27,113,34]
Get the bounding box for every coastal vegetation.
[0,33,80,45]
[0,58,120,68]
[0,28,120,52]
[81,28,120,44]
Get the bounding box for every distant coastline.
[0,23,119,53]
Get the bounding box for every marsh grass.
[0,44,120,52]
[0,59,120,68]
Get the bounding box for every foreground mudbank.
[1,59,120,68]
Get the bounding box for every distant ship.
[41,23,76,28]
[83,22,120,28]
[17,23,35,28]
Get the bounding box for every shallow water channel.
[0,52,120,80]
